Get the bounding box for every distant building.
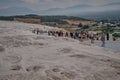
[98,22,103,27]
[14,18,41,24]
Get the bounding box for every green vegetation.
[112,33,120,38]
[78,23,89,29]
[102,27,114,33]
[0,14,88,24]
[0,16,14,21]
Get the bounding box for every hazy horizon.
[0,0,120,16]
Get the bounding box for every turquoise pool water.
[95,41,120,52]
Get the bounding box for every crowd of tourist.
[32,28,111,47]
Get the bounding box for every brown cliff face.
[14,18,41,24]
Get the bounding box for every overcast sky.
[0,0,120,11]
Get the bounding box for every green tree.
[78,23,83,28]
[102,26,114,33]
[82,25,89,29]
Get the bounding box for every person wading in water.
[101,33,106,47]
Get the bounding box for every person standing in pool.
[101,33,106,47]
[90,32,94,44]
